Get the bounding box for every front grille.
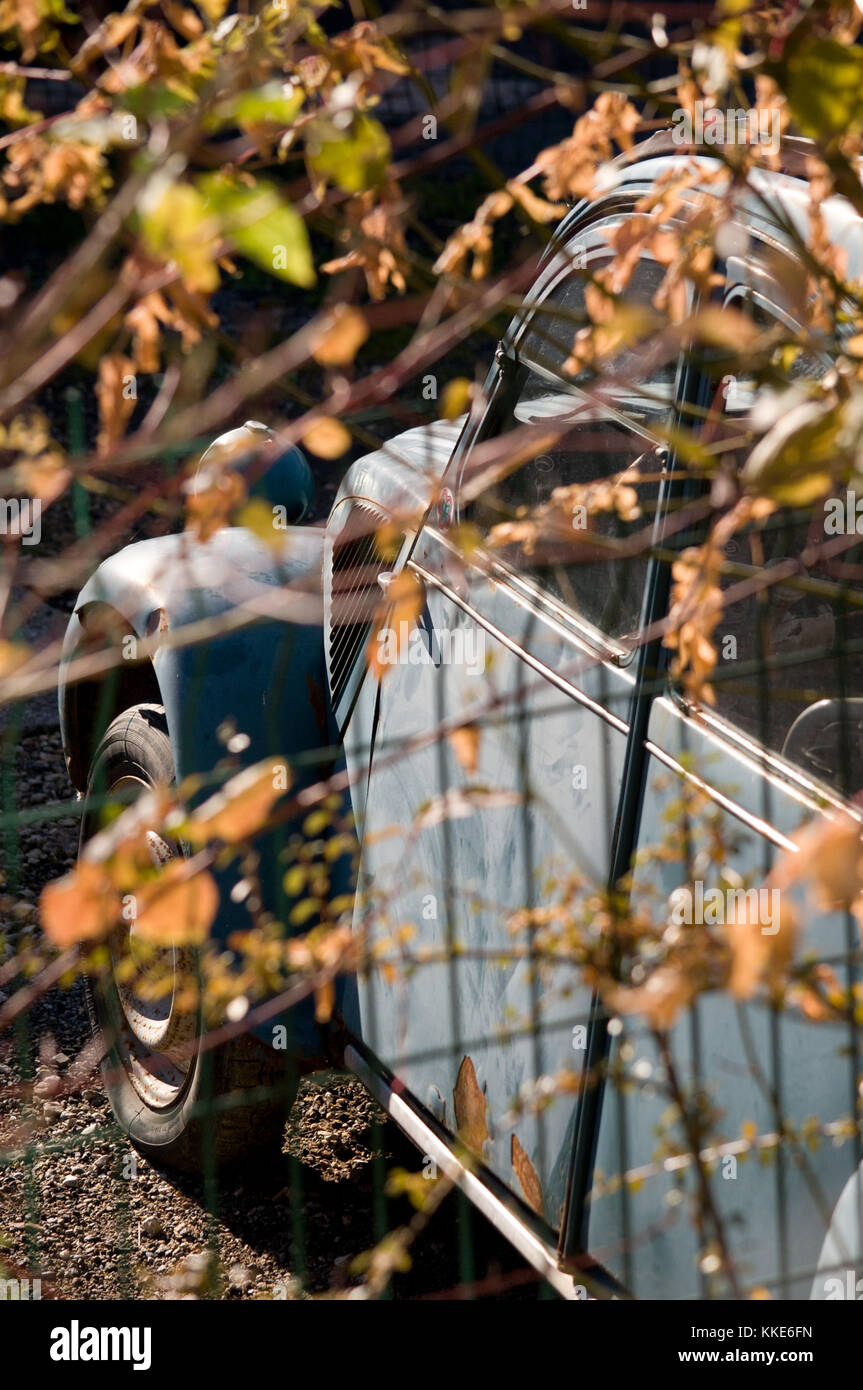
[328,503,389,711]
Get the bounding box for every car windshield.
[459,251,683,640]
[464,369,668,640]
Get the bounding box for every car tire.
[81,702,297,1172]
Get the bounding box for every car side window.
[462,252,676,643]
[709,320,863,796]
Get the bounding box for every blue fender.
[58,523,357,1061]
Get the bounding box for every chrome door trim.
[692,702,863,822]
[643,735,799,853]
[478,549,632,665]
[423,527,631,664]
[408,558,632,737]
[345,1043,591,1301]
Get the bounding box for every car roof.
[551,129,863,280]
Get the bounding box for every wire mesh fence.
[2,0,863,1315]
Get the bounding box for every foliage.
[1,0,863,1302]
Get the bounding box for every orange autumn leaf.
[133,861,219,946]
[448,724,480,775]
[125,294,164,374]
[302,417,351,458]
[727,884,796,1000]
[367,569,425,680]
[314,978,335,1023]
[664,542,723,708]
[453,1054,489,1156]
[536,91,640,202]
[41,860,120,947]
[184,466,246,543]
[85,786,178,891]
[603,964,695,1031]
[511,1133,544,1216]
[96,353,136,456]
[185,757,291,845]
[783,811,863,913]
[311,305,369,367]
[507,180,565,224]
[433,189,513,281]
[725,810,863,1000]
[321,191,408,300]
[0,640,30,677]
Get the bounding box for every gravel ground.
[0,721,556,1301]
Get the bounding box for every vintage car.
[58,131,863,1300]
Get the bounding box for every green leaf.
[44,0,79,23]
[289,897,322,927]
[283,865,307,897]
[124,84,196,121]
[197,175,315,288]
[197,0,229,20]
[742,399,843,504]
[782,35,863,140]
[140,182,220,294]
[206,81,304,133]
[307,114,390,193]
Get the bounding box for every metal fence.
[1,7,862,1311]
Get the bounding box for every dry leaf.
[664,542,723,708]
[785,812,863,912]
[184,467,246,542]
[367,569,425,680]
[413,787,521,832]
[41,860,119,947]
[186,757,291,845]
[689,306,763,351]
[311,305,369,366]
[507,181,566,224]
[96,353,136,456]
[302,418,351,458]
[433,189,513,281]
[133,861,219,945]
[440,378,473,420]
[603,964,695,1031]
[511,1133,544,1216]
[727,883,796,1000]
[83,786,177,885]
[448,724,480,775]
[453,1055,489,1156]
[0,640,30,677]
[14,449,70,506]
[321,191,408,300]
[537,91,641,202]
[314,978,335,1023]
[724,810,863,1000]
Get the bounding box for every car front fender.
[59,524,356,1060]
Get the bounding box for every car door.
[344,218,684,1242]
[587,265,863,1298]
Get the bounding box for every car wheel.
[81,702,296,1172]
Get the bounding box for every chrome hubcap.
[107,780,198,1110]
